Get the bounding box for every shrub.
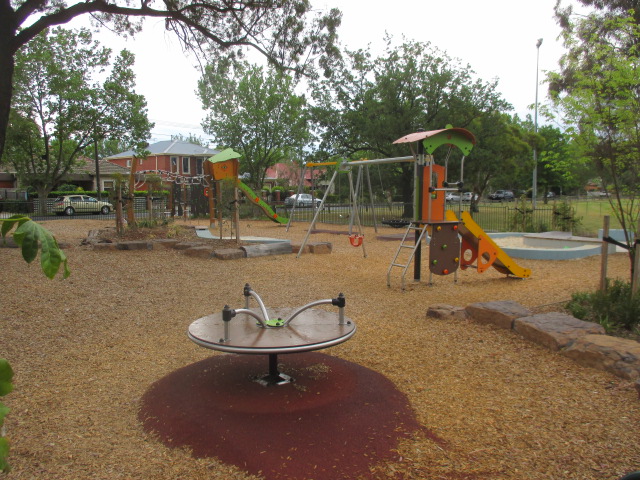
[551,200,582,232]
[566,279,640,333]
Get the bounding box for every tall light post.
[532,38,543,209]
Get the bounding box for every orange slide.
[446,210,531,278]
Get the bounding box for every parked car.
[53,195,113,216]
[284,193,321,207]
[488,190,515,202]
[462,192,479,202]
[445,192,461,202]
[546,191,556,198]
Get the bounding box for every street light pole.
[532,38,543,210]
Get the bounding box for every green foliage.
[566,280,640,333]
[1,215,70,279]
[135,217,170,229]
[549,12,640,277]
[509,197,535,232]
[5,28,152,208]
[199,62,311,193]
[57,184,82,192]
[551,200,582,232]
[310,38,511,211]
[0,358,12,473]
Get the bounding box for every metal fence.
[271,202,561,234]
[1,195,593,236]
[0,197,168,221]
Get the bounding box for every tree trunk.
[36,187,50,215]
[0,13,16,160]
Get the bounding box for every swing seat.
[349,234,364,247]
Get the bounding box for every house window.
[103,180,114,191]
[196,158,204,175]
[138,158,143,165]
[126,159,131,167]
[170,156,178,173]
[182,156,190,174]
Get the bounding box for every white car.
[284,193,321,207]
[445,192,461,202]
[462,192,479,202]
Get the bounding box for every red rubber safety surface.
[139,352,422,480]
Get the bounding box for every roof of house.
[106,140,219,160]
[264,162,318,181]
[75,157,131,175]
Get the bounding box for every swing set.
[287,157,405,257]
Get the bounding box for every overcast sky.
[70,0,568,145]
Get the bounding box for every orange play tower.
[387,127,531,289]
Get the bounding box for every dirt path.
[1,218,637,480]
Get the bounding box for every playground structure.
[153,131,531,289]
[387,127,531,288]
[187,283,355,386]
[286,126,531,288]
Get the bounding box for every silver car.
[284,193,321,207]
[53,195,113,216]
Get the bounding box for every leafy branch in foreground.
[1,215,70,279]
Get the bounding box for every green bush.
[566,279,640,333]
[551,200,582,232]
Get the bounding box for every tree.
[199,61,311,192]
[0,0,342,160]
[463,113,531,210]
[310,38,510,216]
[4,27,152,213]
[549,13,640,280]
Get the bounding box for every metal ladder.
[387,222,430,290]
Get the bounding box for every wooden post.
[127,157,138,226]
[182,183,188,222]
[234,183,241,245]
[632,218,640,296]
[217,181,223,239]
[205,162,215,228]
[600,215,610,291]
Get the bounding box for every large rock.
[184,246,215,259]
[152,239,180,249]
[241,242,292,258]
[562,334,640,380]
[117,241,153,251]
[213,248,245,260]
[426,304,467,320]
[308,242,332,254]
[173,242,204,250]
[514,313,605,351]
[465,301,532,330]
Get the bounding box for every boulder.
[562,334,640,380]
[213,248,246,260]
[92,243,117,251]
[241,242,292,258]
[426,304,467,320]
[514,313,605,351]
[117,241,153,251]
[184,246,215,259]
[291,242,310,254]
[152,239,180,249]
[308,242,332,254]
[173,242,204,250]
[465,301,532,330]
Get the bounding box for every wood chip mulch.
[1,218,638,480]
